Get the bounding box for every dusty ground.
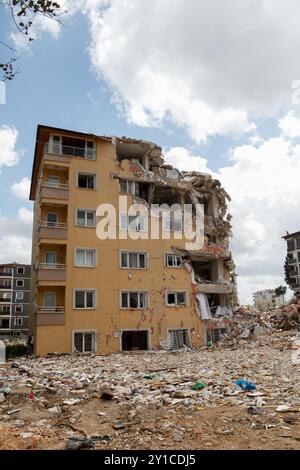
[0,332,300,450]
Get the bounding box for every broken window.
[74,332,95,353]
[121,252,147,269]
[77,173,96,189]
[122,331,148,351]
[166,254,182,267]
[121,291,148,309]
[74,290,96,309]
[164,213,182,232]
[166,291,188,306]
[119,179,140,196]
[169,329,190,349]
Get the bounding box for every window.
[297,238,300,250]
[121,291,148,309]
[44,292,56,307]
[166,254,183,268]
[17,267,25,275]
[46,213,58,227]
[74,332,95,353]
[14,318,23,326]
[120,252,147,269]
[206,328,227,344]
[164,213,182,232]
[75,249,96,267]
[76,209,96,227]
[287,239,295,252]
[50,136,96,160]
[169,329,190,349]
[45,252,57,267]
[16,292,24,300]
[119,179,140,196]
[47,175,60,188]
[77,173,96,189]
[120,214,146,232]
[4,279,11,287]
[74,290,96,309]
[166,291,188,306]
[16,280,24,287]
[2,306,10,313]
[15,305,23,313]
[4,267,12,274]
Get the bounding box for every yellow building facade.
[29,125,236,355]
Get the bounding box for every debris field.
[1,326,300,450]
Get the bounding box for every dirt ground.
[0,332,300,450]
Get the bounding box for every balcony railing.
[40,181,69,190]
[0,309,10,315]
[36,305,65,313]
[0,283,12,289]
[39,220,68,229]
[0,297,11,302]
[39,263,66,270]
[44,143,96,160]
[0,270,12,276]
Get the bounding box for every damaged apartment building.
[29,125,237,356]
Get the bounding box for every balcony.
[0,308,10,316]
[0,269,12,277]
[38,220,67,241]
[39,181,69,201]
[37,263,66,282]
[35,305,65,326]
[0,282,11,289]
[44,142,96,160]
[0,297,11,303]
[196,281,234,295]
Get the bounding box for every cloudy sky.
[1,0,300,303]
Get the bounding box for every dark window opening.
[78,173,96,189]
[122,330,148,351]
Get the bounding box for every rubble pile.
[1,333,300,450]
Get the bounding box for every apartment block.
[252,289,284,312]
[0,263,31,334]
[283,231,300,293]
[29,125,236,355]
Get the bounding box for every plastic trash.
[235,379,256,391]
[191,381,205,390]
[143,374,157,380]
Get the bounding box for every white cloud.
[0,126,20,169]
[78,0,300,142]
[278,111,300,138]
[11,177,31,200]
[165,124,300,304]
[0,208,33,264]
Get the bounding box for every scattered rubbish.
[65,437,94,450]
[100,390,114,400]
[7,408,21,415]
[143,374,157,380]
[191,382,205,390]
[63,399,81,406]
[247,406,262,415]
[0,393,5,403]
[113,422,127,430]
[235,380,256,391]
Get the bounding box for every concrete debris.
[0,323,300,450]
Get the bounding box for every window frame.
[74,248,97,267]
[14,317,23,326]
[165,290,189,307]
[165,253,183,268]
[15,292,24,300]
[75,208,96,228]
[120,290,149,309]
[77,171,97,190]
[15,305,23,313]
[16,279,24,287]
[73,289,97,310]
[72,331,96,353]
[120,213,147,232]
[17,267,25,275]
[120,251,147,269]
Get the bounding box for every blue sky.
[1,0,300,303]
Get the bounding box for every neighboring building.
[0,263,31,334]
[253,289,284,312]
[29,125,236,355]
[283,231,300,293]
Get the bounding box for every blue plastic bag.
[235,379,256,391]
